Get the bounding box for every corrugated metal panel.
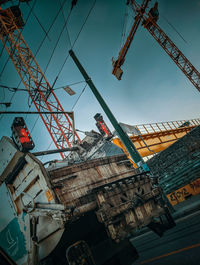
[148,126,200,194]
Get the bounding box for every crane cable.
[0,0,68,123]
[0,35,8,60]
[162,15,188,44]
[39,0,73,83]
[35,0,96,132]
[1,0,68,100]
[51,0,97,91]
[59,0,96,112]
[0,0,37,79]
[26,1,51,41]
[0,0,37,122]
[0,79,87,92]
[35,0,96,156]
[24,0,69,122]
[71,83,87,110]
[59,0,72,48]
[24,0,73,131]
[120,3,128,49]
[25,0,71,129]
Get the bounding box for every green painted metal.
[148,126,200,194]
[69,50,149,170]
[0,218,27,261]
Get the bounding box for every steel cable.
[51,0,97,90]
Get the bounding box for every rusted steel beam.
[32,147,79,156]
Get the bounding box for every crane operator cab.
[148,2,159,22]
[0,5,25,34]
[142,2,159,28]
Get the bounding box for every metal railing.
[134,118,200,136]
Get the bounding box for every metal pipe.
[32,147,79,156]
[69,49,149,171]
[0,111,73,114]
[28,203,70,211]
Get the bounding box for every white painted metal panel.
[0,136,18,176]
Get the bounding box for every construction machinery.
[0,126,176,264]
[3,1,199,264]
[0,2,177,259]
[0,2,177,265]
[112,0,200,93]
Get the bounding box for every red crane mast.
[0,4,81,159]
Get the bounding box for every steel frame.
[144,18,200,92]
[112,0,200,93]
[0,8,81,159]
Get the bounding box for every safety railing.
[134,118,200,135]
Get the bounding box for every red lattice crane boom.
[112,0,200,93]
[0,5,81,159]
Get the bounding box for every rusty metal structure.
[0,136,175,264]
[0,2,184,264]
[0,4,81,159]
[112,0,200,93]
[49,155,171,242]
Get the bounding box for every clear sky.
[0,0,199,161]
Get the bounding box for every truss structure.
[144,18,200,92]
[112,0,200,92]
[0,7,81,159]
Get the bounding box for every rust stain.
[45,189,53,202]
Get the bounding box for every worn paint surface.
[49,155,137,209]
[49,155,170,242]
[0,137,174,263]
[0,183,27,263]
[0,137,66,264]
[148,126,200,199]
[0,217,27,261]
[167,178,200,205]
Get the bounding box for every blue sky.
[0,0,200,161]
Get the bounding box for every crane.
[0,2,81,159]
[112,0,200,93]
